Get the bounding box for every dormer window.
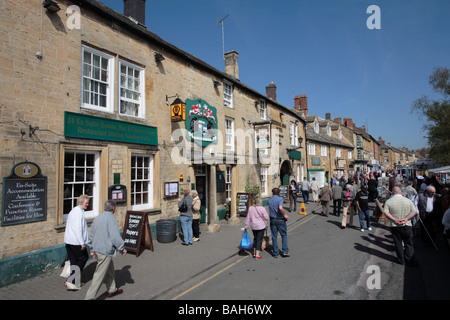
[327,124,331,136]
[314,120,319,133]
[338,128,342,139]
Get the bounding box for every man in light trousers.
[85,200,127,300]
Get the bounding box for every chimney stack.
[334,117,342,125]
[266,82,277,101]
[325,113,331,120]
[343,117,354,128]
[224,50,239,80]
[294,94,308,115]
[124,0,146,25]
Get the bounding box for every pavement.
[0,200,449,300]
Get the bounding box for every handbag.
[178,202,187,213]
[239,229,253,250]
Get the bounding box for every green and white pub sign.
[185,99,218,147]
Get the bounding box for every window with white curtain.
[225,117,234,151]
[261,167,268,196]
[130,154,153,210]
[81,45,114,112]
[119,60,145,118]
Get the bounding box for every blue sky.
[99,0,449,150]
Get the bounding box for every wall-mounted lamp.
[154,52,165,61]
[42,0,61,12]
[298,136,303,147]
[213,80,221,87]
[254,101,260,110]
[279,112,284,120]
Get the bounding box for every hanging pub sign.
[171,97,186,122]
[1,162,47,226]
[255,123,271,149]
[185,98,218,147]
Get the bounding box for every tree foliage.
[411,67,450,165]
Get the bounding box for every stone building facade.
[0,0,306,285]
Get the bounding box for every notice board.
[122,211,154,256]
[1,162,47,226]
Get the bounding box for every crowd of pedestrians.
[62,170,449,298]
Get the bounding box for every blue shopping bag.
[240,229,253,250]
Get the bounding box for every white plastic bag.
[60,260,71,278]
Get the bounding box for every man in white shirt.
[383,187,418,266]
[64,195,90,290]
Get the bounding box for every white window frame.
[321,145,327,157]
[226,165,232,200]
[290,122,295,146]
[63,150,100,221]
[118,59,145,118]
[260,100,267,120]
[130,154,154,211]
[224,81,233,108]
[336,148,341,158]
[348,150,353,159]
[260,167,268,196]
[308,143,316,155]
[225,117,234,151]
[81,45,114,113]
[327,125,331,136]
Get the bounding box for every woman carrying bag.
[244,196,270,260]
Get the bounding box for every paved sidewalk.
[0,202,317,300]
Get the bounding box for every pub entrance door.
[194,165,208,223]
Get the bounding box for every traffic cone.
[299,202,307,215]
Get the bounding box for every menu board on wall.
[237,193,250,217]
[1,162,47,226]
